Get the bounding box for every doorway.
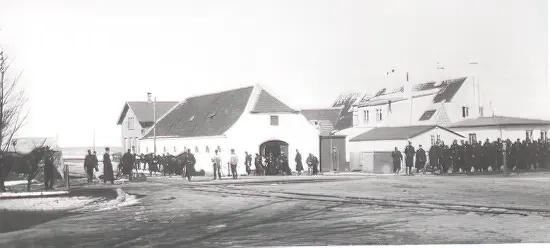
[260,140,288,158]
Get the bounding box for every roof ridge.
[185,85,255,100]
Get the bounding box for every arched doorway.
[260,140,288,158]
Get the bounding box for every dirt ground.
[0,173,549,247]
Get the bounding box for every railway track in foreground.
[173,182,550,218]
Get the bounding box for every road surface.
[1,173,549,247]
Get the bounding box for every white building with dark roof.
[117,101,179,153]
[450,116,550,142]
[140,85,320,175]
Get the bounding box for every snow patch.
[81,188,142,212]
[0,191,69,199]
[0,196,97,211]
[4,180,39,186]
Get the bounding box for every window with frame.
[363,110,368,123]
[462,107,469,118]
[468,133,477,144]
[541,130,548,140]
[217,146,222,153]
[173,146,176,152]
[430,135,435,146]
[436,134,441,144]
[479,107,484,117]
[270,115,279,126]
[376,109,383,121]
[128,117,135,130]
[206,146,210,153]
[195,146,199,153]
[163,146,167,153]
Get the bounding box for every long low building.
[449,116,550,142]
[140,85,320,174]
[348,125,465,173]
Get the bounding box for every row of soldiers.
[392,138,550,175]
[249,150,320,176]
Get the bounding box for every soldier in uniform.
[496,138,504,170]
[254,153,263,176]
[306,153,319,175]
[450,140,460,173]
[266,153,276,175]
[185,149,196,181]
[43,147,56,190]
[244,152,252,176]
[415,145,426,174]
[473,141,483,172]
[122,149,135,180]
[391,147,403,175]
[280,152,291,175]
[84,150,97,183]
[529,139,538,170]
[463,141,473,172]
[404,141,415,175]
[103,148,114,184]
[428,142,441,173]
[519,140,529,171]
[482,139,493,172]
[442,144,453,175]
[295,149,304,175]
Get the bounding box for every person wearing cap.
[84,149,97,183]
[404,141,415,175]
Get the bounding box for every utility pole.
[93,128,96,152]
[147,92,157,155]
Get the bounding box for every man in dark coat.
[103,148,114,184]
[496,138,504,170]
[428,142,441,173]
[392,147,403,175]
[509,139,521,171]
[295,149,304,175]
[280,152,291,175]
[482,139,493,172]
[442,144,453,174]
[84,150,98,183]
[43,147,56,190]
[473,141,483,172]
[463,141,474,172]
[529,140,538,170]
[266,153,277,175]
[122,149,135,179]
[185,149,196,181]
[519,140,529,171]
[450,140,460,173]
[415,145,427,173]
[404,141,415,175]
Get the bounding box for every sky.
[0,0,548,147]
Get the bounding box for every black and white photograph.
[0,0,549,247]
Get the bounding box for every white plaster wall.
[452,126,550,142]
[334,127,373,162]
[348,127,466,153]
[120,107,144,153]
[140,137,229,174]
[225,112,320,173]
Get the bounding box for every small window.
[270,115,279,126]
[313,121,319,125]
[146,147,149,153]
[469,133,477,144]
[430,135,435,146]
[128,117,134,130]
[217,146,222,152]
[173,146,176,152]
[363,110,367,123]
[206,146,210,153]
[541,131,548,140]
[479,107,484,117]
[376,109,383,121]
[163,146,167,153]
[195,146,199,153]
[436,135,441,143]
[462,107,469,118]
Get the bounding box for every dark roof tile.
[143,86,254,139]
[419,109,437,121]
[251,90,297,113]
[433,77,467,103]
[117,101,178,125]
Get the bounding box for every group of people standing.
[84,147,115,184]
[392,138,550,175]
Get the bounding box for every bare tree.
[0,49,29,152]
